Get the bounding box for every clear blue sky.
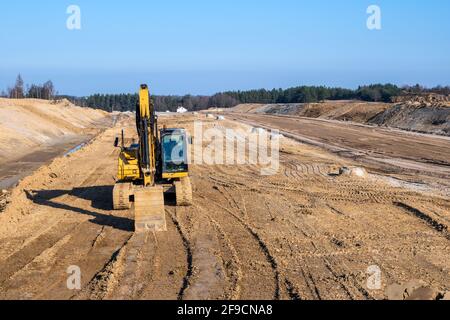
[0,0,449,96]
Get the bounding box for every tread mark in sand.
[90,226,107,249]
[195,205,243,300]
[284,278,302,300]
[25,223,113,300]
[300,266,322,300]
[288,213,374,300]
[167,209,193,300]
[1,133,127,296]
[0,158,119,277]
[221,186,247,218]
[0,221,81,287]
[263,200,314,300]
[265,201,323,300]
[322,258,365,300]
[395,202,450,240]
[74,234,133,300]
[201,190,281,300]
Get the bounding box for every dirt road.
[0,135,93,190]
[0,114,449,300]
[229,112,450,196]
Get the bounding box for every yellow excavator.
[112,84,192,232]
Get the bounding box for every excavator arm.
[137,84,157,186]
[132,85,166,231]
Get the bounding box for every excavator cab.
[160,129,189,179]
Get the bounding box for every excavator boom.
[137,85,156,186]
[134,85,166,231]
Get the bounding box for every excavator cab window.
[161,131,188,174]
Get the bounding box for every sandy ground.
[0,113,449,300]
[0,98,111,189]
[228,112,450,197]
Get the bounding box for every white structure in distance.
[177,106,188,114]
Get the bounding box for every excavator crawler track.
[113,182,133,210]
[175,177,193,206]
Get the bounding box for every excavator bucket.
[134,186,167,232]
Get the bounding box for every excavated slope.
[0,98,109,163]
[230,100,450,136]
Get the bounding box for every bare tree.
[8,74,25,99]
[42,80,55,100]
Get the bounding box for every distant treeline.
[61,94,219,112]
[223,84,400,105]
[222,84,450,106]
[1,74,55,100]
[2,74,449,112]
[64,84,447,112]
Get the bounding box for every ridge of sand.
[0,98,109,163]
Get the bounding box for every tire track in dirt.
[394,202,450,240]
[202,141,404,299]
[262,190,376,300]
[41,217,132,300]
[284,278,302,300]
[195,205,243,300]
[265,201,321,300]
[0,197,128,297]
[73,234,133,300]
[95,209,189,300]
[0,219,81,290]
[417,202,450,224]
[0,215,130,300]
[204,165,334,300]
[0,156,114,263]
[204,167,312,300]
[114,232,157,300]
[202,166,322,300]
[0,138,130,299]
[199,187,281,300]
[170,203,240,300]
[167,208,194,300]
[259,199,322,300]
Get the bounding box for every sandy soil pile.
[369,101,450,136]
[230,101,390,122]
[392,93,450,104]
[0,98,109,163]
[230,99,450,136]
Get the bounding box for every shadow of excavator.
[25,185,134,232]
